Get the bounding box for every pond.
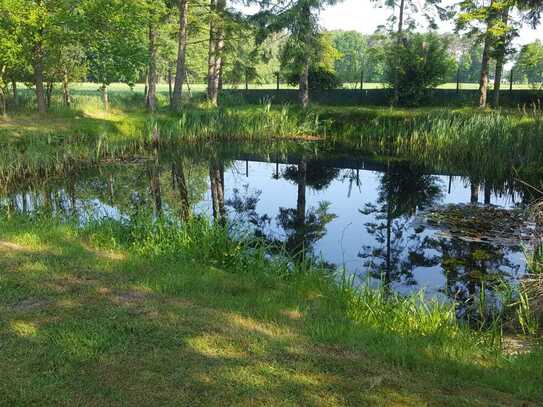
[1,142,538,318]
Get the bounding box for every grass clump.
[1,211,542,405]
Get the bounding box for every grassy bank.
[2,98,543,188]
[0,212,542,405]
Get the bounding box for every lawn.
[1,216,542,406]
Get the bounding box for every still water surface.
[1,145,534,315]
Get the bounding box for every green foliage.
[384,33,454,105]
[286,66,342,90]
[514,40,543,84]
[81,0,147,87]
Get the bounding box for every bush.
[385,33,454,105]
[286,66,342,91]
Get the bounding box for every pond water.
[1,143,537,317]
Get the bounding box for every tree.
[514,40,543,85]
[207,0,226,106]
[457,0,519,107]
[253,0,344,108]
[0,1,23,115]
[82,0,147,111]
[283,31,342,90]
[375,0,447,103]
[384,32,453,105]
[331,30,367,85]
[172,0,190,112]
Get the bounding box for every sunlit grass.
[1,213,542,404]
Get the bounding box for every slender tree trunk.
[492,9,509,108]
[147,22,158,113]
[393,0,406,105]
[479,0,495,108]
[62,71,70,107]
[207,0,225,106]
[219,58,224,91]
[100,84,109,112]
[470,181,479,204]
[484,184,491,205]
[33,4,47,115]
[144,73,148,104]
[168,66,173,106]
[34,59,47,113]
[298,61,309,108]
[172,0,190,111]
[209,159,225,224]
[173,159,190,221]
[294,160,307,258]
[11,79,17,107]
[298,2,311,108]
[207,0,216,103]
[45,81,53,108]
[0,86,6,117]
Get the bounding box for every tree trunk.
[484,184,491,205]
[209,159,225,224]
[62,71,70,107]
[33,28,47,113]
[173,159,190,221]
[11,79,17,107]
[470,181,479,204]
[492,9,509,108]
[219,58,224,91]
[479,0,495,108]
[294,160,307,258]
[100,84,109,112]
[298,2,311,108]
[46,81,53,108]
[207,0,225,106]
[478,37,491,108]
[172,0,190,112]
[168,66,173,106]
[34,68,47,113]
[0,86,6,117]
[298,61,309,109]
[393,0,406,105]
[147,22,158,113]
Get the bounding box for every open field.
[6,81,542,95]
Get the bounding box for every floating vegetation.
[418,204,535,247]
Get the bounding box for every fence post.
[360,69,364,90]
[275,72,280,90]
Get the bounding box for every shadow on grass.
[0,218,542,405]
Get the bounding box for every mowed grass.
[1,215,543,406]
[10,81,542,93]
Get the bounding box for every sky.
[240,0,542,47]
[319,0,542,47]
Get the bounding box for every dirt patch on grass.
[0,241,26,252]
[12,298,51,312]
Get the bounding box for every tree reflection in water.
[359,161,443,288]
[225,159,338,262]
